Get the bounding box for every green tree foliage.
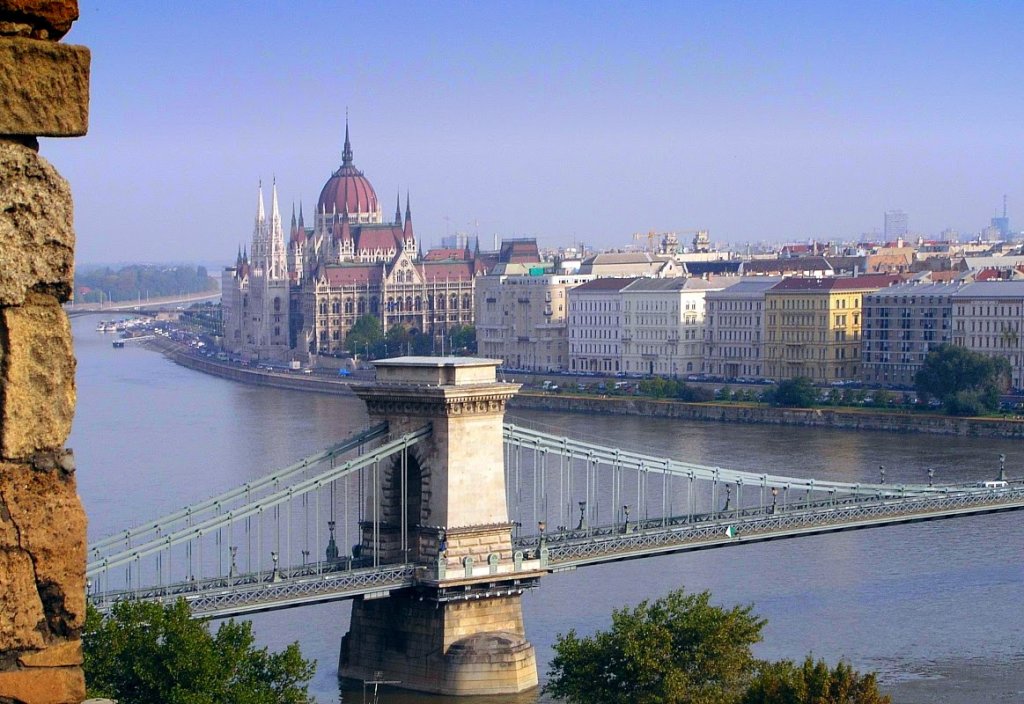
[741,656,891,704]
[83,600,315,704]
[448,325,477,354]
[914,344,1011,415]
[636,378,713,402]
[75,264,217,303]
[345,314,384,357]
[545,588,766,704]
[768,377,817,408]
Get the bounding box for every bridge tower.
[342,357,540,695]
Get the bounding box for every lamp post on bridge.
[999,453,1006,482]
[576,501,587,531]
[879,465,886,485]
[770,486,778,515]
[927,468,934,487]
[622,505,630,534]
[229,546,238,578]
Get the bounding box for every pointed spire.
[298,201,304,228]
[291,202,297,230]
[342,113,353,166]
[256,180,265,223]
[271,178,280,221]
[404,191,412,223]
[395,191,402,224]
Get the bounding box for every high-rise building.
[884,210,909,241]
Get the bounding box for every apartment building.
[475,265,593,372]
[764,275,899,382]
[621,277,719,377]
[951,280,1024,390]
[567,278,637,374]
[703,277,781,379]
[860,280,959,387]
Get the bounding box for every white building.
[703,277,780,379]
[567,278,637,374]
[222,181,291,361]
[621,278,720,377]
[951,280,1024,390]
[476,263,593,372]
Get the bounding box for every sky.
[46,1,1024,265]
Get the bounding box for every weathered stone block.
[0,667,85,704]
[0,293,76,457]
[0,142,75,306]
[17,639,82,667]
[0,549,47,650]
[0,459,86,636]
[0,37,89,136]
[0,1,79,39]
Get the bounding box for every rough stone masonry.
[0,1,89,702]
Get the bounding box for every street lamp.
[770,486,778,514]
[723,484,731,513]
[576,501,587,530]
[622,505,630,533]
[999,453,1006,482]
[879,466,886,484]
[927,468,934,487]
[229,546,238,578]
[270,551,280,582]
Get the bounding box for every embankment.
[147,340,1024,438]
[509,392,1024,438]
[147,338,356,396]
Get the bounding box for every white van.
[977,480,1008,489]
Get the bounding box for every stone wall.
[0,2,89,702]
[510,392,1024,438]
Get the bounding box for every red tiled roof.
[323,263,385,287]
[356,226,403,252]
[424,248,470,261]
[420,261,475,281]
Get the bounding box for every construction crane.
[631,229,709,254]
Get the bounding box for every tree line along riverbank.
[147,339,1024,438]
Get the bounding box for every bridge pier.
[343,357,539,695]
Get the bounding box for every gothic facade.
[223,124,481,361]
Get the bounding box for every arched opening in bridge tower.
[377,450,425,562]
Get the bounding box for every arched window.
[331,300,340,314]
[370,297,379,314]
[415,297,422,311]
[358,298,366,314]
[344,299,353,314]
[462,294,471,309]
[273,297,281,312]
[319,302,327,315]
[450,294,458,309]
[406,296,413,311]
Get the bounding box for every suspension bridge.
[86,357,1024,696]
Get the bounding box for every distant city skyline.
[47,2,1024,264]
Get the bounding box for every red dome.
[317,124,379,217]
[318,165,378,216]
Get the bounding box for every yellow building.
[764,275,899,382]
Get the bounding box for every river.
[70,315,1024,703]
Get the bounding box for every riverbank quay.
[510,392,1024,438]
[146,338,1024,438]
[146,337,358,396]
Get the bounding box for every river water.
[70,315,1024,703]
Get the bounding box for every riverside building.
[222,124,483,362]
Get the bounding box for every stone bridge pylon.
[341,357,541,695]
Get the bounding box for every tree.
[448,324,477,355]
[83,600,315,704]
[741,656,891,704]
[545,588,766,704]
[768,377,817,408]
[914,344,1010,415]
[345,314,384,358]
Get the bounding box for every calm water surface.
[70,316,1024,703]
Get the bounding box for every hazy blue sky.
[47,1,1024,264]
